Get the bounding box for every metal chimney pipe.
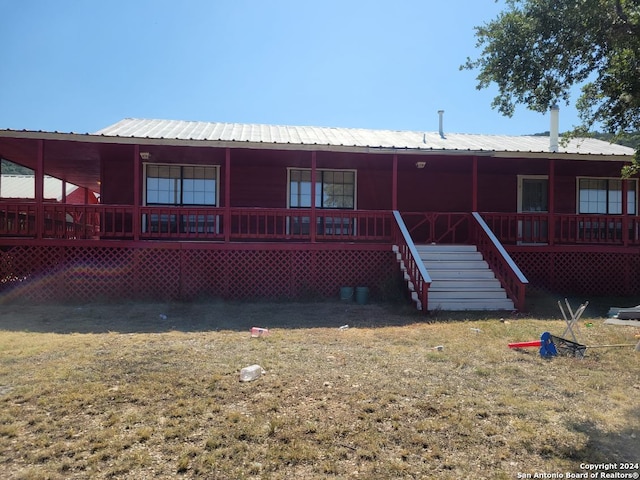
[438,110,445,139]
[549,105,559,152]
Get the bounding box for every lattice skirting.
[509,249,640,296]
[0,244,397,303]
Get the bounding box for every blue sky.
[1,1,582,136]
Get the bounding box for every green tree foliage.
[462,0,640,173]
[1,158,32,175]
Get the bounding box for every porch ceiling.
[0,135,105,192]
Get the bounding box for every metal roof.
[94,118,635,157]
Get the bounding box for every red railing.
[481,212,640,247]
[229,208,392,242]
[399,212,471,244]
[3,201,637,249]
[139,206,224,240]
[0,202,394,243]
[471,213,528,311]
[392,211,431,312]
[0,202,38,236]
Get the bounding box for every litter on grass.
[250,327,270,337]
[239,365,265,382]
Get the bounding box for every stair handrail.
[471,212,528,311]
[392,211,431,312]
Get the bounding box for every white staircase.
[396,244,515,311]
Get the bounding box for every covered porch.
[1,128,639,310]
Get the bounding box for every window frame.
[286,168,357,210]
[143,163,219,207]
[576,177,637,215]
[517,175,548,213]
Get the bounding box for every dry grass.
[0,293,639,479]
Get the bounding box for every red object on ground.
[508,340,542,349]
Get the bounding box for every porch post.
[622,179,629,247]
[392,154,398,210]
[310,151,317,242]
[548,159,555,246]
[225,148,231,243]
[471,156,478,211]
[133,145,141,241]
[35,140,44,239]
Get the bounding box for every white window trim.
[517,175,548,213]
[143,163,220,207]
[575,176,638,215]
[286,167,357,210]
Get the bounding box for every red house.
[0,116,636,311]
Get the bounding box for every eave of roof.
[1,118,635,160]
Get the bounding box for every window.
[578,178,636,214]
[143,164,219,235]
[521,178,548,212]
[289,169,355,209]
[146,164,217,206]
[288,169,356,236]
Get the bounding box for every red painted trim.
[392,154,398,210]
[622,180,629,247]
[0,236,391,251]
[35,140,44,239]
[310,151,317,243]
[133,145,141,241]
[472,156,478,211]
[224,148,231,242]
[548,159,555,246]
[506,243,640,254]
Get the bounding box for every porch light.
[415,161,426,169]
[140,151,151,160]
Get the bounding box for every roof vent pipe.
[438,110,445,139]
[549,105,559,152]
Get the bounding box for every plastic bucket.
[355,286,369,305]
[340,286,354,301]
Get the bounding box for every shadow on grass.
[0,299,432,334]
[522,288,640,320]
[1,289,640,334]
[566,405,640,464]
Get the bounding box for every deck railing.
[481,212,640,247]
[3,202,638,249]
[470,213,528,311]
[0,203,393,243]
[0,202,38,236]
[392,211,431,312]
[399,212,471,244]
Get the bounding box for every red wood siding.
[102,154,134,204]
[397,159,473,212]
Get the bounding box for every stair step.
[396,243,517,312]
[420,252,483,261]
[427,269,496,280]
[424,260,488,270]
[415,244,477,252]
[430,279,501,289]
[429,290,507,300]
